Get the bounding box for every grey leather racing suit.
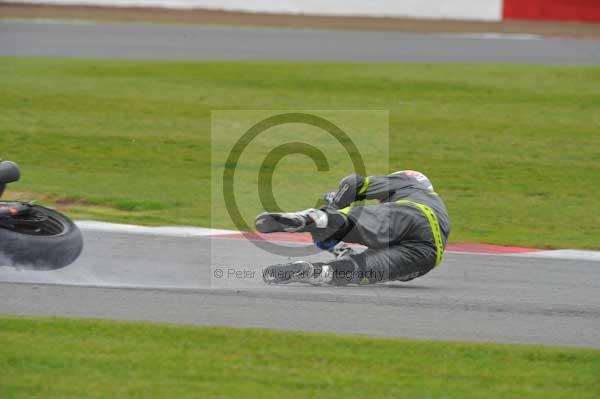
[310,171,451,284]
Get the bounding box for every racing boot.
[330,242,356,258]
[255,208,328,233]
[263,261,333,285]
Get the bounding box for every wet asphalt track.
[0,19,599,347]
[1,229,599,348]
[1,19,600,64]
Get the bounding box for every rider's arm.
[329,174,393,208]
[327,174,363,209]
[329,171,434,208]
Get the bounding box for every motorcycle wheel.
[0,205,83,270]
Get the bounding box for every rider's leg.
[255,208,330,233]
[256,201,434,248]
[270,241,436,286]
[306,202,431,250]
[257,202,428,248]
[317,242,437,285]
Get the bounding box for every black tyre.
[0,205,83,270]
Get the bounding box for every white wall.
[8,0,503,21]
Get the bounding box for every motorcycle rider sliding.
[256,170,450,285]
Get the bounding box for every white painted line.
[76,221,236,237]
[526,250,600,262]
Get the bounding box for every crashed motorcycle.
[0,161,83,270]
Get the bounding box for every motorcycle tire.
[0,205,83,270]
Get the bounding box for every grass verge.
[0,57,599,248]
[1,316,599,399]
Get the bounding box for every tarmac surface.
[1,19,600,64]
[1,228,599,348]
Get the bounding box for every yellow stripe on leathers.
[395,200,444,267]
[358,176,370,195]
[336,199,444,267]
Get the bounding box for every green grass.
[0,316,599,399]
[0,57,599,248]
